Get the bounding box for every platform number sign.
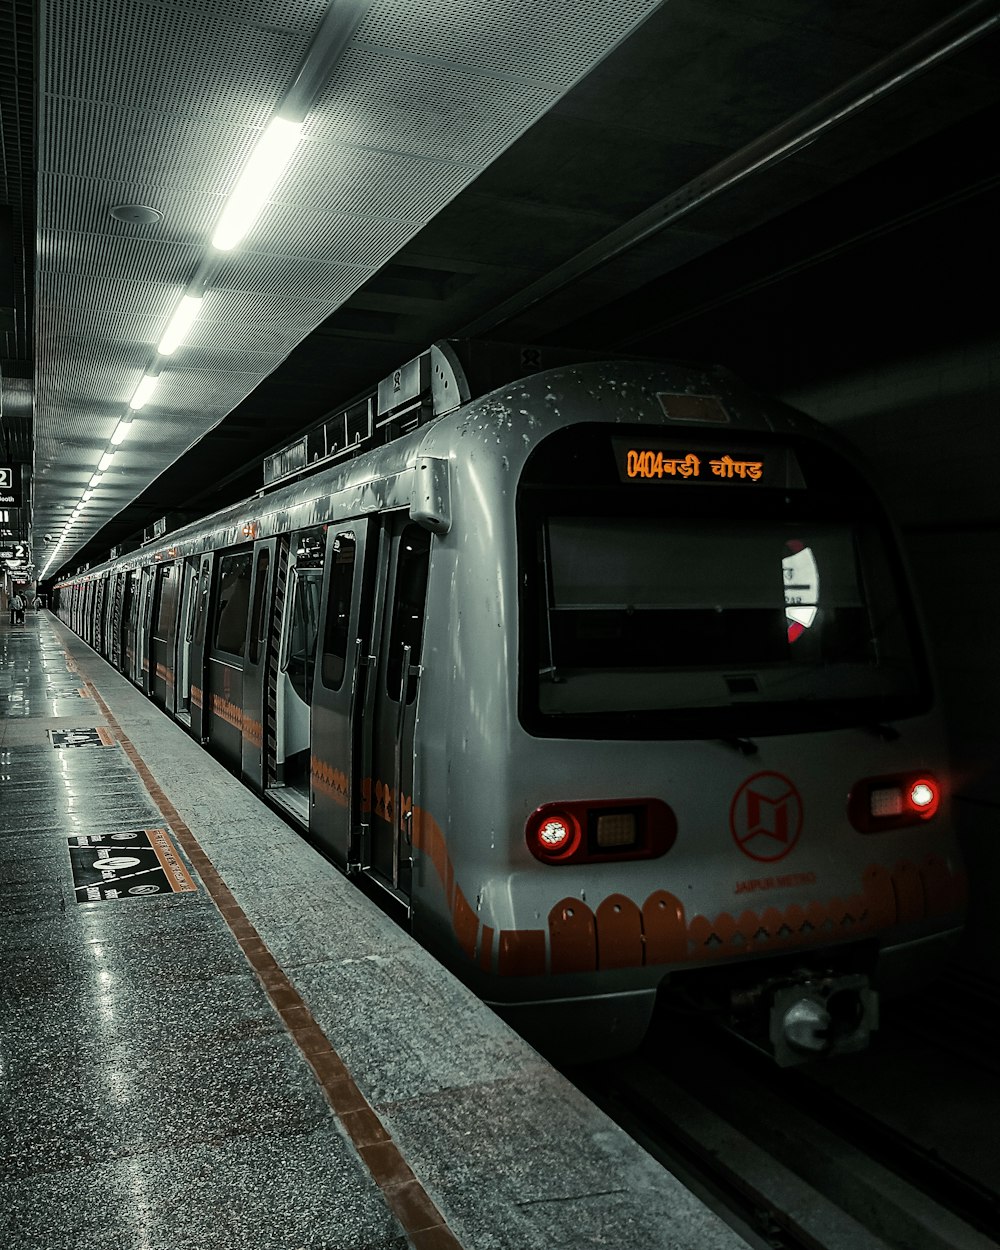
[0,465,20,508]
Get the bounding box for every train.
[54,340,967,1064]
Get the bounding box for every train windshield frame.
[517,423,932,739]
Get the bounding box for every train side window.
[321,532,356,690]
[248,548,270,664]
[184,566,199,641]
[155,565,177,638]
[193,557,212,645]
[213,551,253,657]
[283,569,322,702]
[386,525,431,704]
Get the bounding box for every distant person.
[33,594,41,613]
[9,592,24,625]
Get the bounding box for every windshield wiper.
[719,736,758,755]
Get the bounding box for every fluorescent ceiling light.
[129,374,159,411]
[89,473,102,488]
[98,451,115,472]
[110,419,133,446]
[82,490,94,501]
[158,294,204,355]
[211,116,303,251]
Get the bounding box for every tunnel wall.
[783,336,1000,988]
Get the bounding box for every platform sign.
[0,466,20,508]
[69,828,197,902]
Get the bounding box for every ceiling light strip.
[43,0,377,581]
[211,118,304,252]
[157,293,205,355]
[129,374,160,410]
[110,418,133,446]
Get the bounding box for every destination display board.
[612,438,805,489]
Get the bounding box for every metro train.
[54,341,967,1064]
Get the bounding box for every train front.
[414,362,966,1064]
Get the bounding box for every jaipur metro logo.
[729,771,803,862]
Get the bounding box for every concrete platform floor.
[1,611,751,1250]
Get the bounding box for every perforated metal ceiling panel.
[33,0,664,570]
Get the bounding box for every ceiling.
[1,0,997,581]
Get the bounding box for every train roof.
[56,341,828,583]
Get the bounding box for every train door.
[174,557,200,726]
[93,578,106,654]
[151,563,180,710]
[82,581,95,645]
[266,528,325,824]
[311,521,379,868]
[204,546,252,771]
[136,566,155,694]
[108,573,122,669]
[188,552,214,741]
[363,518,432,904]
[122,570,139,681]
[103,574,118,660]
[241,538,276,788]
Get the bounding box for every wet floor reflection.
[0,620,395,1250]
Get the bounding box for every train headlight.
[848,772,942,832]
[908,779,939,813]
[526,799,676,864]
[530,812,581,861]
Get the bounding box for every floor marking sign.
[48,727,116,748]
[69,828,198,902]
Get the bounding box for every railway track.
[567,997,1000,1250]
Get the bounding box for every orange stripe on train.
[301,773,967,978]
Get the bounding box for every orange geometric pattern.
[203,691,262,748]
[310,757,354,808]
[412,801,966,977]
[155,661,175,686]
[209,692,243,732]
[291,766,969,979]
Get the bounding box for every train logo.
[730,771,803,863]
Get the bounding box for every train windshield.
[520,427,929,737]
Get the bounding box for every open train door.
[136,565,156,695]
[187,552,214,742]
[362,515,431,907]
[241,537,277,788]
[263,528,326,824]
[310,519,379,870]
[150,562,181,711]
[121,569,140,684]
[173,556,201,728]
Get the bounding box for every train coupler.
[724,970,878,1065]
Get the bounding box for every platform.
[0,610,751,1250]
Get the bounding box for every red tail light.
[526,798,676,865]
[848,772,942,833]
